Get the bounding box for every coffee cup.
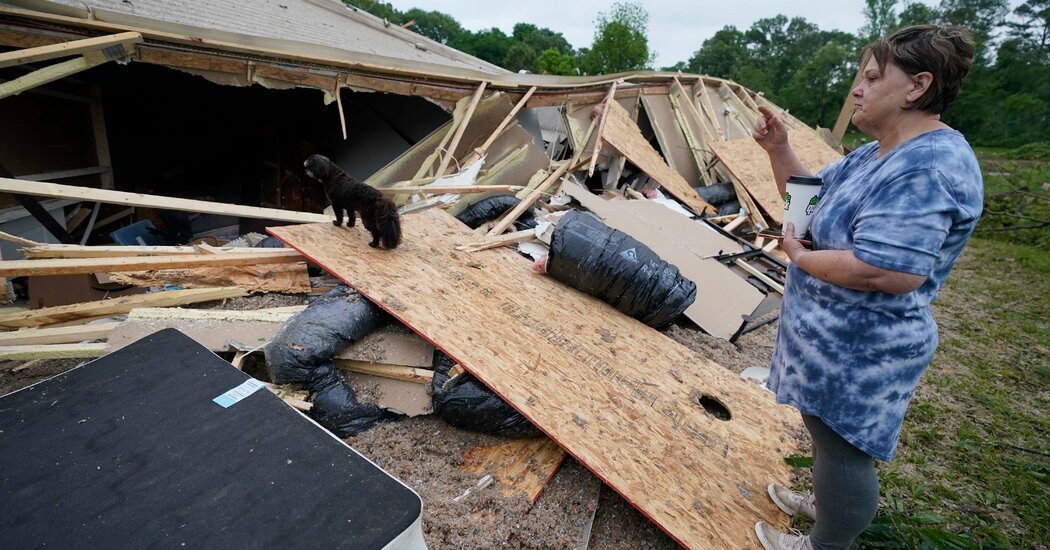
[783,175,822,238]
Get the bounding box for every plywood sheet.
[463,437,566,503]
[710,136,843,226]
[640,91,702,185]
[564,184,763,340]
[269,212,801,548]
[600,101,715,216]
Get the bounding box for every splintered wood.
[462,437,567,503]
[600,101,716,216]
[270,212,801,548]
[710,135,843,224]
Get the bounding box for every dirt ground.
[0,293,792,548]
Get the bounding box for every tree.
[450,28,514,67]
[897,2,942,28]
[1007,0,1050,61]
[537,48,577,75]
[342,0,404,23]
[861,0,900,40]
[687,26,749,79]
[782,41,859,126]
[402,9,464,44]
[938,0,1009,61]
[580,2,654,74]
[503,42,537,73]
[512,23,573,55]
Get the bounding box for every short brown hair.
[863,25,976,114]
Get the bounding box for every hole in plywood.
[697,394,731,421]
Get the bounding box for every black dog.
[303,155,401,249]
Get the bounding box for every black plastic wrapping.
[430,353,541,438]
[546,209,696,328]
[255,236,287,248]
[693,182,737,207]
[455,195,536,230]
[716,200,742,217]
[264,285,401,436]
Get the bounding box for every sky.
[386,0,941,68]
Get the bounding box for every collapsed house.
[0,0,848,547]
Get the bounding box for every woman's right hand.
[753,105,789,153]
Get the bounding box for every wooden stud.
[734,259,784,294]
[435,81,488,178]
[0,287,247,329]
[0,52,112,99]
[0,343,108,360]
[21,244,294,258]
[462,86,536,168]
[378,185,524,195]
[485,161,572,238]
[0,177,331,224]
[0,249,304,277]
[0,321,120,345]
[587,81,619,177]
[195,242,266,277]
[457,228,536,253]
[724,214,748,232]
[0,230,41,247]
[832,65,865,143]
[335,360,434,384]
[0,31,141,69]
[334,78,348,140]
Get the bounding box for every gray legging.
[803,414,880,550]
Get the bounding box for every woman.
[751,25,983,550]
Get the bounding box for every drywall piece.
[0,329,425,549]
[564,184,763,340]
[0,342,108,360]
[269,212,801,548]
[462,437,567,503]
[345,372,433,417]
[600,101,715,216]
[0,287,247,329]
[342,325,435,368]
[709,137,843,225]
[640,91,702,185]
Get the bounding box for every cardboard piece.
[565,183,764,340]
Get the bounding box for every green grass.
[787,150,1050,548]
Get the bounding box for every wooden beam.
[0,31,141,69]
[0,249,305,277]
[89,85,115,189]
[11,194,77,244]
[434,81,488,178]
[21,244,292,258]
[195,242,265,277]
[587,81,619,177]
[334,360,434,384]
[457,228,536,252]
[734,259,784,294]
[462,86,536,168]
[17,166,110,182]
[0,342,108,360]
[0,177,331,224]
[485,161,571,237]
[0,287,247,329]
[0,230,41,247]
[832,65,865,143]
[377,184,524,195]
[0,52,112,100]
[0,322,120,345]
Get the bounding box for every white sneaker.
[768,483,817,521]
[755,521,813,550]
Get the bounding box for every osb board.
[709,136,843,226]
[640,91,702,186]
[269,212,801,548]
[601,101,714,216]
[564,184,763,340]
[462,437,567,503]
[107,263,310,293]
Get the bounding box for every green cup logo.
[806,195,818,215]
[784,192,792,211]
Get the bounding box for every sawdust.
[347,416,601,548]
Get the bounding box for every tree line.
[344,0,1049,147]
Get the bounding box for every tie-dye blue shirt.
[768,129,983,461]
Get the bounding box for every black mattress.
[0,328,423,549]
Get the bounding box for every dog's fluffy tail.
[376,201,402,249]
